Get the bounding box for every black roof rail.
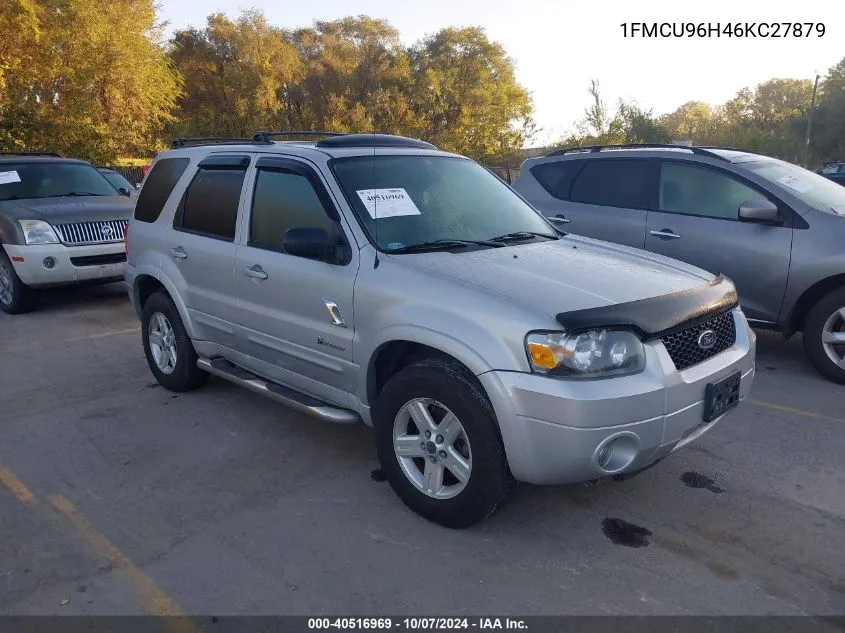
[545,143,731,162]
[252,130,346,143]
[170,137,270,149]
[0,151,65,157]
[316,133,437,150]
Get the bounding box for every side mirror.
[283,227,337,262]
[739,199,782,224]
[119,187,132,197]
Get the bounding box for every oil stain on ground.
[602,518,652,548]
[370,468,387,482]
[681,471,725,493]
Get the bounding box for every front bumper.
[479,309,756,485]
[3,243,126,288]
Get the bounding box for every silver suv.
[513,144,845,384]
[125,133,756,528]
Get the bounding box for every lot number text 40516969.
[307,618,528,631]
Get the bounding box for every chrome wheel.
[0,259,13,306]
[821,306,845,369]
[148,312,177,374]
[392,398,472,500]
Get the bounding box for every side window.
[176,166,246,241]
[569,159,651,209]
[134,158,189,223]
[530,160,583,200]
[660,162,763,220]
[249,168,338,257]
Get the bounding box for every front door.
[234,156,359,406]
[645,159,793,323]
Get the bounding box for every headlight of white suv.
[20,220,60,245]
[525,329,645,378]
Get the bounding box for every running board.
[197,358,359,424]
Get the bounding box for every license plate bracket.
[703,371,741,423]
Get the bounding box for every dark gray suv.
[513,144,845,384]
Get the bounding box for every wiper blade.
[488,231,559,242]
[386,238,504,254]
[58,192,108,197]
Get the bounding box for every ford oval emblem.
[697,330,717,350]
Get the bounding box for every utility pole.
[803,72,821,168]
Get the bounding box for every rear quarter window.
[569,158,652,209]
[133,158,190,223]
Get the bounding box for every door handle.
[244,265,268,280]
[550,214,571,224]
[649,229,681,240]
[170,247,188,260]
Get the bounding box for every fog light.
[42,257,55,269]
[594,434,639,474]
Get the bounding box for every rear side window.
[569,159,652,209]
[175,165,247,241]
[530,160,584,200]
[133,158,189,223]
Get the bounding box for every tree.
[0,0,181,163]
[407,27,535,162]
[805,57,845,163]
[660,101,725,145]
[170,10,302,138]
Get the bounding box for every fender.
[131,265,197,339]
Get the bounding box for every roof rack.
[546,143,731,162]
[315,133,437,150]
[252,130,346,143]
[0,151,65,157]
[170,137,270,149]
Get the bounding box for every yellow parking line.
[0,465,38,504]
[747,398,845,423]
[49,495,201,633]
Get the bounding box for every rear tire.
[0,250,36,314]
[803,286,845,384]
[141,291,209,392]
[372,358,514,528]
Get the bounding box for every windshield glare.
[331,156,555,250]
[0,162,119,201]
[746,160,845,216]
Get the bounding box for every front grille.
[54,220,128,246]
[660,311,736,371]
[70,253,126,267]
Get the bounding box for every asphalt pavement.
[1,283,844,618]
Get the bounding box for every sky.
[156,0,843,146]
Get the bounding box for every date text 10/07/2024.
[620,22,825,38]
[308,618,528,631]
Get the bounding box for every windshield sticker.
[0,170,22,185]
[356,188,421,219]
[776,175,814,194]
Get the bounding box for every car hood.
[390,235,715,318]
[1,196,134,224]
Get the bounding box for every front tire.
[803,286,845,384]
[0,250,36,314]
[141,291,209,392]
[372,358,514,528]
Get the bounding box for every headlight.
[20,220,59,245]
[525,329,645,378]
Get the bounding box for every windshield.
[745,160,845,216]
[0,162,120,201]
[331,155,556,250]
[102,170,133,190]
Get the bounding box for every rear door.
[163,154,250,347]
[233,155,359,405]
[644,159,793,323]
[527,157,654,249]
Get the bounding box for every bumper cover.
[479,309,756,485]
[3,243,126,287]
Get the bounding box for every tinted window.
[660,162,764,220]
[747,159,845,216]
[102,171,134,191]
[134,158,189,223]
[0,162,118,201]
[249,169,336,252]
[530,160,583,200]
[569,159,651,209]
[177,168,245,240]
